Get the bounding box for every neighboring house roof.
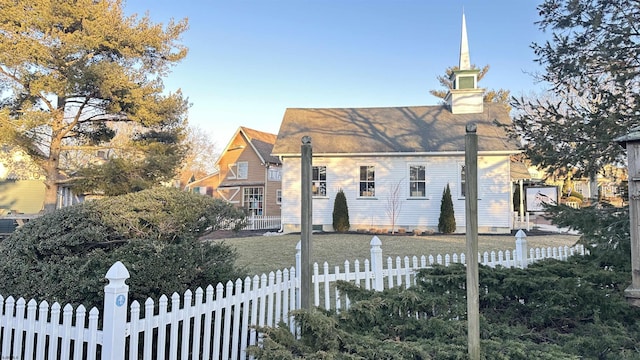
[184,170,220,190]
[272,103,520,156]
[217,127,281,167]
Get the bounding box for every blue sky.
[124,1,549,150]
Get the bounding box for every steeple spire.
[459,12,471,70]
[445,11,484,114]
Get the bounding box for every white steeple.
[459,12,471,70]
[445,12,484,114]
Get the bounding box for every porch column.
[519,179,525,219]
[614,127,640,307]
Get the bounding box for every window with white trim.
[459,163,466,198]
[243,187,263,215]
[268,167,282,181]
[409,164,426,197]
[276,189,282,204]
[312,166,327,196]
[237,161,248,179]
[227,161,248,180]
[359,166,375,197]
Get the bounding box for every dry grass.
[209,232,580,276]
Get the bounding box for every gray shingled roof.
[272,103,520,155]
[240,127,281,165]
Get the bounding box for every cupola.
[445,12,484,114]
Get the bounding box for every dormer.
[445,12,484,114]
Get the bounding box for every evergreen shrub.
[438,183,456,234]
[567,190,584,201]
[248,258,640,359]
[332,189,350,232]
[0,187,248,309]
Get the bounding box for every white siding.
[281,154,512,233]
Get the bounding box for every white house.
[272,14,524,234]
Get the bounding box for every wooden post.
[102,261,130,360]
[614,127,640,306]
[465,123,480,359]
[300,136,313,310]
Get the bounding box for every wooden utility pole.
[300,136,313,310]
[465,123,480,359]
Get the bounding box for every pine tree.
[508,0,640,201]
[332,189,350,232]
[438,184,456,234]
[0,1,189,210]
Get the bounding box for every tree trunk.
[43,118,64,213]
[42,156,60,212]
[43,177,58,213]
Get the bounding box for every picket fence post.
[515,230,528,269]
[370,236,384,291]
[102,261,130,360]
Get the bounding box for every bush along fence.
[0,230,586,360]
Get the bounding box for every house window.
[268,167,282,181]
[409,164,426,197]
[312,166,327,196]
[243,187,263,215]
[459,164,466,198]
[276,189,282,204]
[237,162,248,179]
[228,161,248,179]
[359,166,375,197]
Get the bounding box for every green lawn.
[209,232,580,276]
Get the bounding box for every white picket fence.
[0,232,586,359]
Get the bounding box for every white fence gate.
[0,232,585,359]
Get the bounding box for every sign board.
[526,186,558,212]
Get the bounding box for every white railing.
[512,211,530,230]
[242,215,281,230]
[565,201,580,209]
[0,231,585,359]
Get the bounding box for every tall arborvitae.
[332,189,350,232]
[438,184,456,234]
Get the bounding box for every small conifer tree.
[438,184,456,234]
[332,189,350,232]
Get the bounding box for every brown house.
[185,127,282,217]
